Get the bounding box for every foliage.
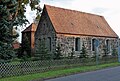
[35,40,51,60]
[112,48,117,56]
[0,0,17,62]
[0,43,16,63]
[70,47,74,59]
[54,44,63,60]
[79,43,88,58]
[103,44,108,57]
[16,0,41,26]
[15,46,22,58]
[0,0,41,62]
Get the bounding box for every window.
[48,37,51,51]
[75,38,80,51]
[106,39,110,52]
[92,39,96,51]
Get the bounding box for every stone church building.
[35,5,118,57]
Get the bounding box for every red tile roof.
[44,5,118,38]
[22,23,37,33]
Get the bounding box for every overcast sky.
[21,0,120,42]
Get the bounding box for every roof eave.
[56,32,118,38]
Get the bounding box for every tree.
[103,44,108,57]
[0,0,41,62]
[35,40,51,60]
[0,0,18,62]
[79,43,88,58]
[70,47,74,59]
[54,44,62,60]
[112,48,117,57]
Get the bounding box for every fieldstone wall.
[56,34,75,57]
[35,8,57,54]
[56,34,118,57]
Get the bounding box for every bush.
[54,44,63,60]
[79,43,88,58]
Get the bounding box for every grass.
[0,62,120,81]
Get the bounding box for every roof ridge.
[22,23,37,32]
[44,4,103,17]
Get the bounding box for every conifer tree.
[103,44,108,57]
[112,48,117,56]
[54,44,62,60]
[0,0,17,62]
[35,40,51,60]
[79,43,88,58]
[70,47,74,59]
[0,0,40,62]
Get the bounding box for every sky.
[18,0,120,42]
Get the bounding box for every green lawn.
[0,62,120,81]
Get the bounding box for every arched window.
[92,39,96,51]
[75,38,80,51]
[106,39,110,52]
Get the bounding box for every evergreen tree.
[70,47,74,59]
[112,48,117,57]
[0,0,17,62]
[0,0,40,62]
[16,46,22,58]
[35,40,51,60]
[103,44,108,57]
[54,44,62,60]
[79,43,88,58]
